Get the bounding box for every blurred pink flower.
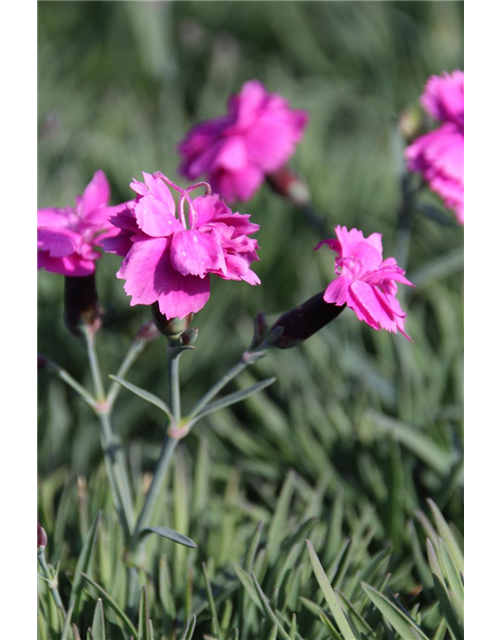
[406,70,464,224]
[316,226,414,339]
[178,80,308,203]
[102,172,260,319]
[37,170,121,276]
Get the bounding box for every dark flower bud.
[37,521,47,550]
[181,327,199,346]
[269,292,345,349]
[64,274,102,337]
[267,166,311,207]
[248,311,268,350]
[152,302,194,341]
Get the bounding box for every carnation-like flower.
[316,226,414,339]
[406,70,464,224]
[38,170,120,276]
[178,80,308,203]
[102,172,260,320]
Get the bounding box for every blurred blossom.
[316,226,414,339]
[37,171,123,276]
[178,80,308,203]
[101,172,260,320]
[37,521,47,550]
[406,71,464,224]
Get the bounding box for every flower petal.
[80,170,110,215]
[170,229,226,277]
[323,276,350,305]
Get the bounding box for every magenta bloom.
[406,70,464,224]
[178,80,308,203]
[316,226,414,339]
[38,170,120,276]
[102,172,260,320]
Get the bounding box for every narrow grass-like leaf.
[318,610,342,640]
[70,511,101,616]
[202,563,222,639]
[426,540,464,640]
[159,555,175,623]
[268,472,295,562]
[251,572,293,640]
[81,574,138,639]
[432,618,448,640]
[427,500,464,574]
[138,587,149,640]
[267,624,278,640]
[60,602,75,640]
[234,564,262,610]
[181,615,197,640]
[139,526,197,548]
[438,539,464,623]
[361,582,430,640]
[244,520,264,572]
[190,378,276,426]
[306,540,360,639]
[91,599,105,640]
[108,376,173,421]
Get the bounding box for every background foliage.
[38,2,464,639]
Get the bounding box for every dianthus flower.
[316,226,414,339]
[102,172,260,320]
[406,70,464,224]
[178,80,308,203]
[38,170,120,276]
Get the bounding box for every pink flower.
[406,71,464,224]
[102,172,260,320]
[178,80,308,203]
[38,170,121,276]
[316,226,414,339]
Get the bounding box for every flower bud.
[269,292,345,349]
[267,166,311,207]
[151,302,194,341]
[181,327,199,346]
[37,521,47,550]
[64,274,102,337]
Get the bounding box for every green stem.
[186,358,248,421]
[82,326,135,538]
[38,549,66,616]
[106,338,148,410]
[126,347,182,610]
[168,349,181,424]
[42,358,97,409]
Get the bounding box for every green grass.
[38,2,463,639]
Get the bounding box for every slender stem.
[106,339,147,410]
[38,549,66,615]
[82,326,135,538]
[42,358,97,409]
[186,358,248,421]
[83,326,105,402]
[168,350,181,424]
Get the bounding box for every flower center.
[335,256,363,279]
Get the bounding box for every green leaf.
[361,582,430,640]
[427,499,464,574]
[91,599,106,640]
[60,602,75,640]
[268,472,295,562]
[202,563,222,640]
[70,511,101,616]
[369,411,453,475]
[139,526,197,548]
[181,615,197,640]
[108,375,173,421]
[426,540,464,640]
[306,540,360,639]
[80,574,138,640]
[244,520,264,572]
[318,610,342,640]
[234,564,262,611]
[190,377,276,426]
[267,624,278,640]
[251,572,293,640]
[138,587,149,640]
